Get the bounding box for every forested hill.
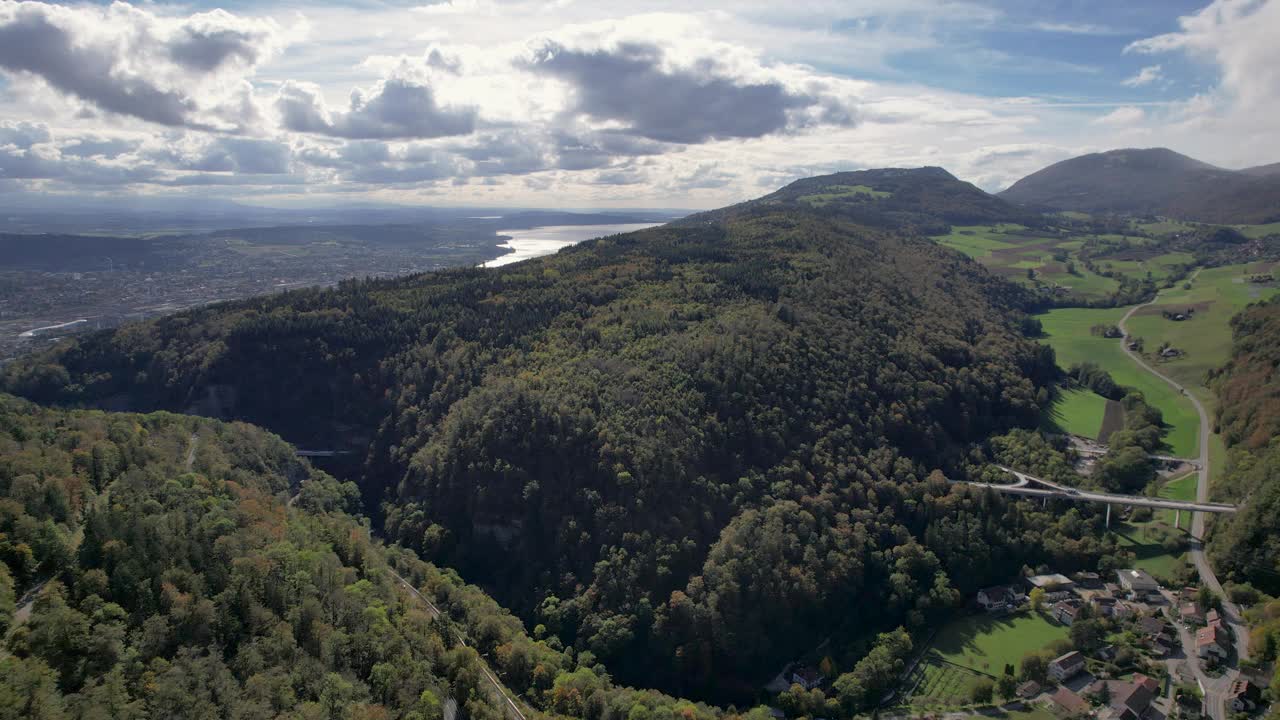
[2,172,1064,700]
[0,393,735,720]
[682,167,1039,231]
[1208,298,1280,594]
[999,147,1280,224]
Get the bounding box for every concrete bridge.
[952,466,1238,529]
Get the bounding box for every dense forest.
[0,392,752,720]
[1,169,1075,700]
[1208,297,1280,594]
[0,392,1159,720]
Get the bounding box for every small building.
[977,585,1021,612]
[1090,676,1158,720]
[790,666,825,690]
[1138,616,1171,640]
[1206,608,1221,627]
[1228,680,1260,712]
[1051,687,1091,717]
[1075,572,1103,589]
[1117,569,1159,598]
[1196,625,1230,660]
[1049,651,1086,683]
[1028,574,1076,592]
[1018,680,1043,699]
[1053,600,1084,626]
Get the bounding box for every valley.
[3,153,1280,720]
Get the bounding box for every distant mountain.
[999,148,1280,224]
[1242,161,1280,177]
[686,166,1038,232]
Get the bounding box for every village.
[772,567,1264,720]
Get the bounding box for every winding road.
[1118,277,1247,720]
[387,569,528,720]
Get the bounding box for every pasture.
[1042,387,1109,439]
[1123,262,1280,408]
[797,184,891,206]
[1037,307,1200,457]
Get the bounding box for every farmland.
[1037,307,1200,457]
[1042,387,1109,439]
[1122,262,1280,407]
[929,222,1193,303]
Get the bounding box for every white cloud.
[0,2,300,132]
[1092,106,1146,126]
[1032,21,1118,35]
[1121,65,1163,87]
[1124,0,1280,167]
[0,0,1275,206]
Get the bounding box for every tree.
[1030,587,1046,611]
[997,673,1018,699]
[832,673,866,714]
[1197,585,1222,611]
[0,656,66,720]
[1020,652,1048,684]
[971,678,995,705]
[1070,619,1106,652]
[1091,680,1112,706]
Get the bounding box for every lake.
[483,223,661,267]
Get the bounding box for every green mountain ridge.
[684,167,1041,231]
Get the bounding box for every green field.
[932,611,1069,675]
[929,223,1190,302]
[1123,263,1280,408]
[933,225,1023,258]
[1111,521,1188,581]
[1096,252,1195,282]
[903,610,1068,711]
[797,184,890,206]
[1108,473,1198,581]
[1037,307,1200,456]
[1042,387,1108,439]
[1154,472,1197,525]
[1238,222,1280,239]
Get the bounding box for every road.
[1118,279,1247,720]
[185,432,198,471]
[386,568,529,720]
[11,578,49,627]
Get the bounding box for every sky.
[0,0,1277,209]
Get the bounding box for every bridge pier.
[1175,509,1181,530]
[1105,504,1111,528]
